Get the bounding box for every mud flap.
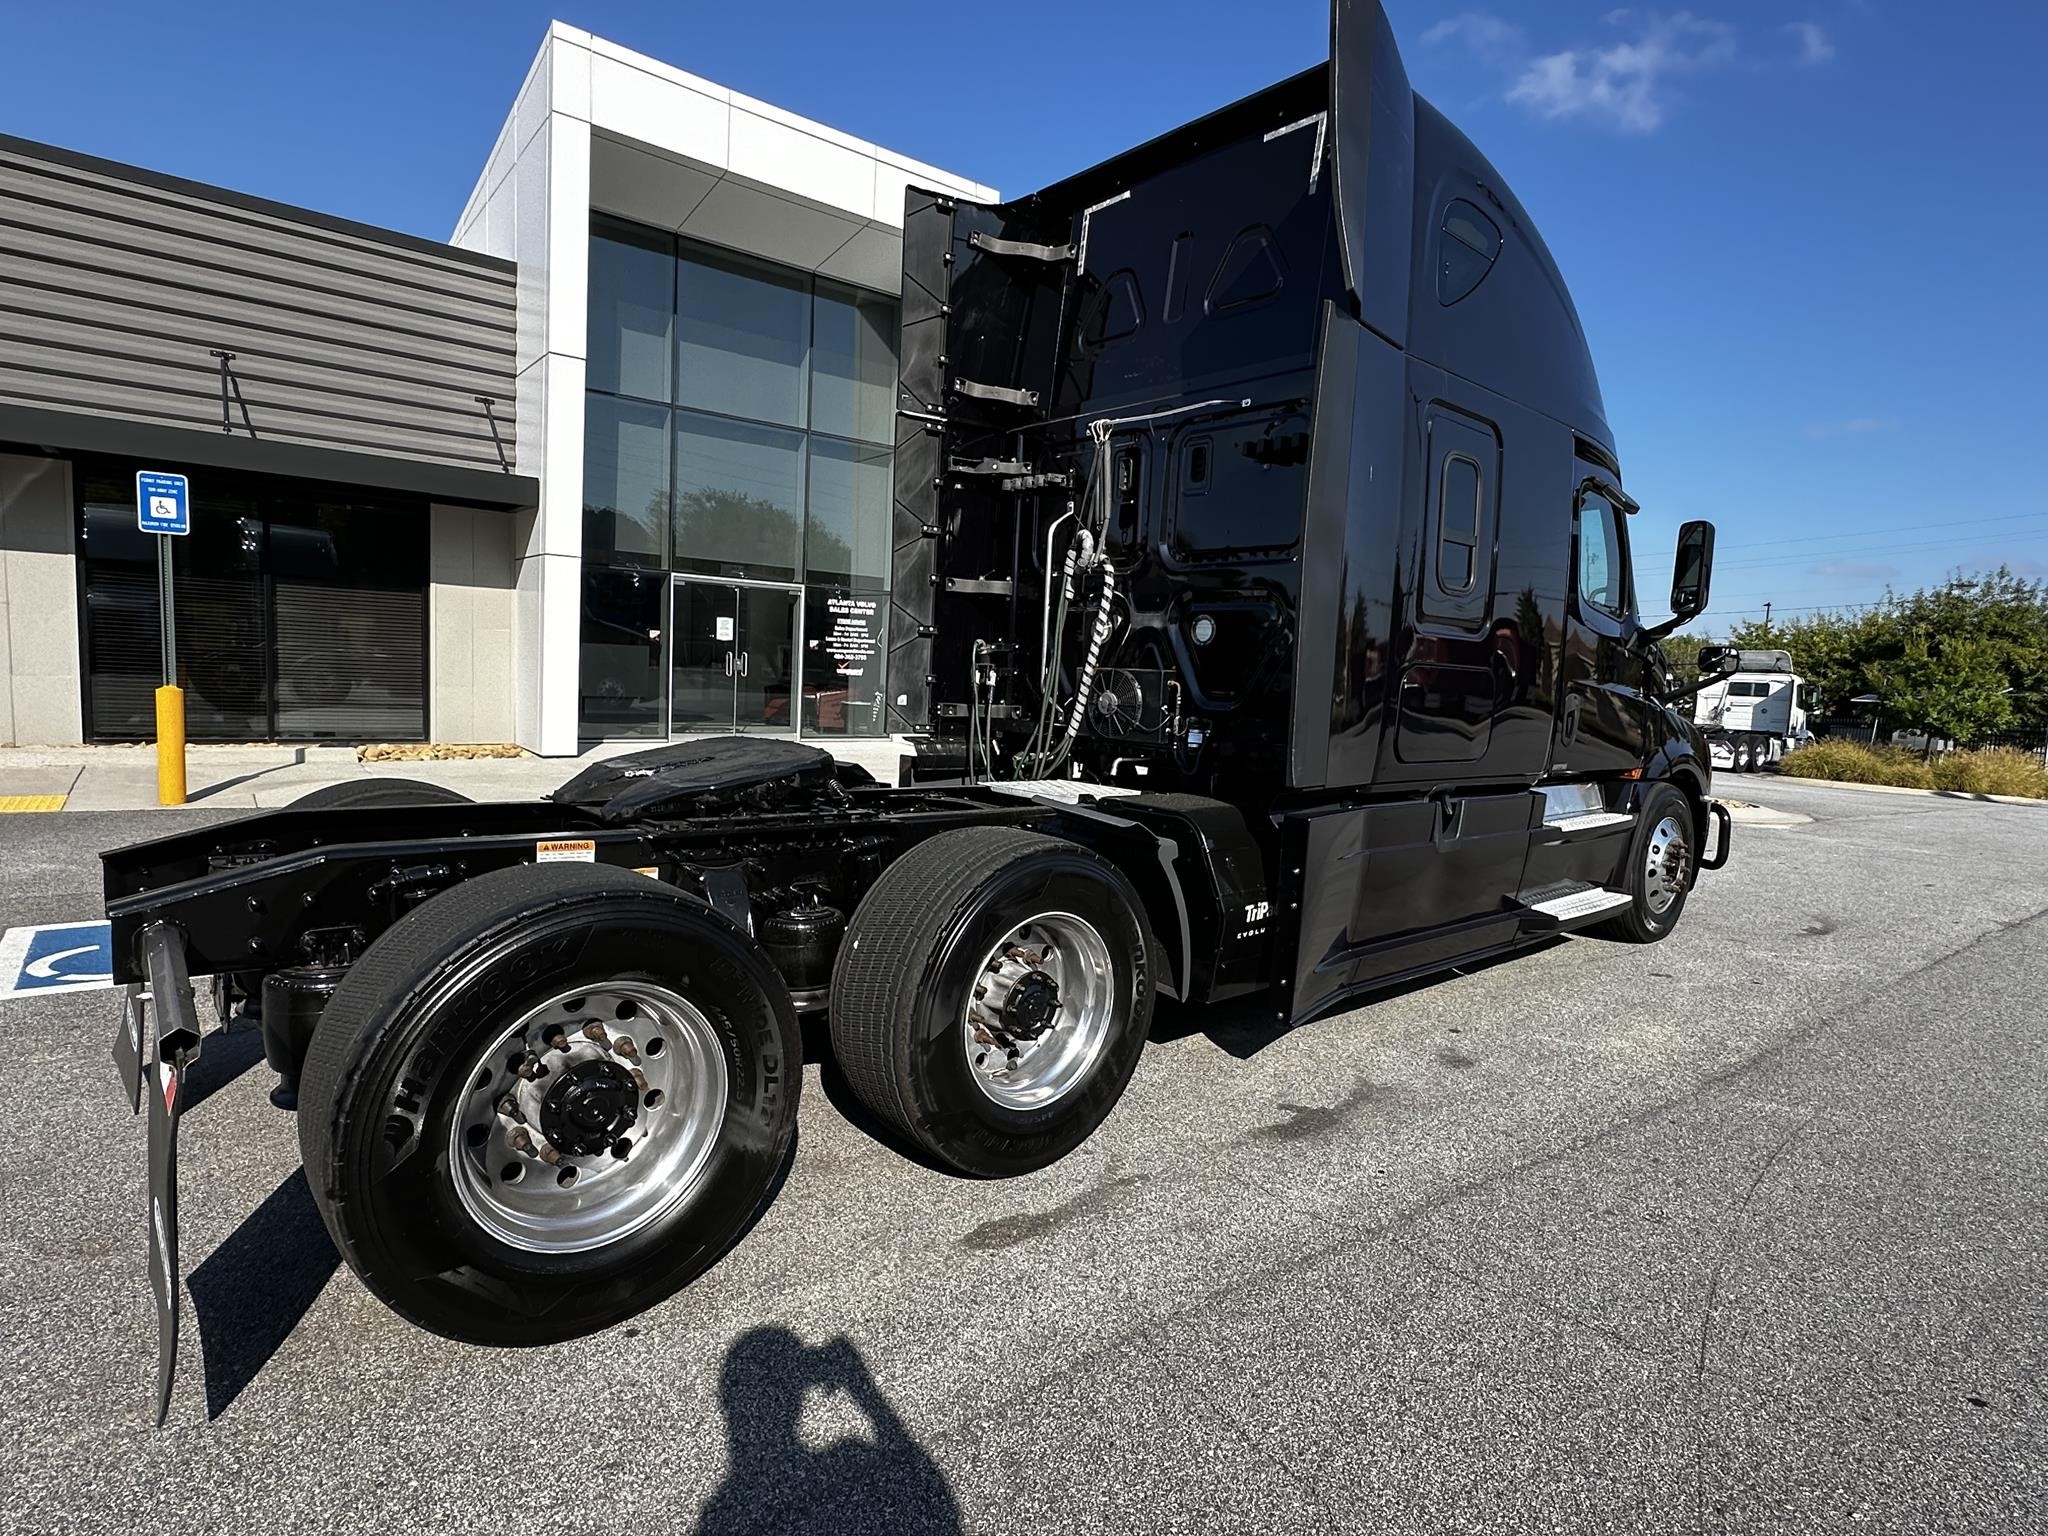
[147,1047,187,1426]
[113,982,146,1115]
[109,922,203,1425]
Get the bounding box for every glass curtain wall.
[582,216,899,739]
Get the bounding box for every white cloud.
[1506,11,1737,133]
[1422,12,1527,68]
[1785,21,1835,66]
[1803,417,1901,438]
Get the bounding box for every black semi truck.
[105,0,1731,1421]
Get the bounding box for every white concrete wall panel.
[589,53,730,169]
[428,503,519,743]
[0,453,83,746]
[727,108,877,221]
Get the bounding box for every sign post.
[136,472,190,806]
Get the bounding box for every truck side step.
[1544,810,1633,833]
[1520,880,1633,928]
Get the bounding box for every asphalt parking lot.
[1,777,2042,1535]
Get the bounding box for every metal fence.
[1808,718,2048,762]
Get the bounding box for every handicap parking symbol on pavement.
[0,921,116,1000]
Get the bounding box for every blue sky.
[5,1,2045,635]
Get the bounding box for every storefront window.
[588,220,674,402]
[812,281,898,445]
[578,567,666,737]
[676,246,809,428]
[584,394,670,568]
[74,459,428,742]
[806,438,892,591]
[671,412,804,583]
[582,220,900,738]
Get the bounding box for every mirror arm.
[1640,612,1689,642]
[1655,672,1726,705]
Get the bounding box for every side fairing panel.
[1295,304,1406,792]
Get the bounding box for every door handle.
[724,652,734,678]
[739,652,749,679]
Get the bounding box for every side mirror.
[1696,644,1740,676]
[1669,520,1715,621]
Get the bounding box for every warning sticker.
[536,839,597,863]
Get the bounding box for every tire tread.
[830,827,1077,1156]
[299,864,696,1272]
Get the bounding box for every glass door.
[736,584,801,733]
[668,578,801,735]
[669,579,739,733]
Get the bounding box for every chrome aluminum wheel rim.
[962,911,1116,1110]
[1644,814,1692,915]
[449,981,728,1255]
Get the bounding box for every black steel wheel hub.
[540,1058,642,1156]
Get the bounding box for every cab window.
[1574,488,1631,619]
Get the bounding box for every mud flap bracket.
[109,921,203,1426]
[1699,800,1733,871]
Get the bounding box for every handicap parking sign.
[0,920,116,999]
[136,471,190,536]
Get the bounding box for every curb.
[1775,774,2048,808]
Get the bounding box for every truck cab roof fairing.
[1404,99,1611,450]
[1329,0,1415,349]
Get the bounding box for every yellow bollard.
[155,685,187,806]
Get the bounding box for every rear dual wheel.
[830,827,1159,1178]
[298,863,797,1344]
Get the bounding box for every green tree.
[1734,568,2048,742]
[1866,631,2017,746]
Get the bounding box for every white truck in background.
[1694,649,1810,772]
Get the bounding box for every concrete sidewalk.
[0,736,911,812]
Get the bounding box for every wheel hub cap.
[963,913,1116,1110]
[1644,814,1693,915]
[448,982,729,1254]
[541,1059,641,1156]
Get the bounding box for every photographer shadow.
[696,1327,961,1536]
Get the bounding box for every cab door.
[1391,406,1502,767]
[1552,475,1658,775]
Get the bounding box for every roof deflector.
[1327,0,1416,347]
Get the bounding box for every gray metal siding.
[0,138,519,477]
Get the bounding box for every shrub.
[1932,747,2048,799]
[1779,740,1937,790]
